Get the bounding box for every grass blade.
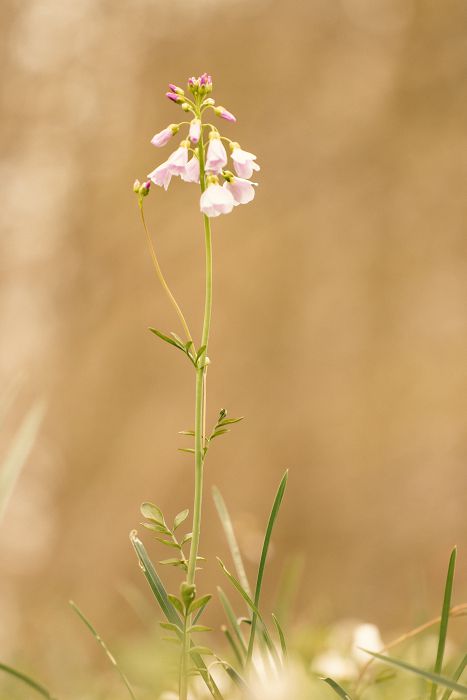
[271,613,287,660]
[212,486,252,596]
[322,676,353,699]
[247,470,288,663]
[222,626,244,666]
[0,400,45,523]
[217,558,280,666]
[131,532,223,700]
[130,531,182,628]
[362,650,467,696]
[440,654,467,700]
[430,546,457,700]
[69,601,136,700]
[0,662,56,699]
[217,586,247,657]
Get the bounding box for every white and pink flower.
[200,181,235,218]
[181,156,200,183]
[214,105,236,122]
[206,134,227,173]
[147,143,189,190]
[189,119,201,145]
[223,176,257,206]
[230,143,260,179]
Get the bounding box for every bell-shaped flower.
[205,134,227,173]
[223,176,257,206]
[230,143,260,179]
[147,143,189,190]
[200,179,235,218]
[181,156,200,183]
[150,124,178,148]
[189,119,201,145]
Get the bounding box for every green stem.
[179,615,188,700]
[187,123,213,587]
[139,204,193,345]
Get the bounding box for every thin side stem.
[139,204,193,344]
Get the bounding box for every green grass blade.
[217,586,247,657]
[212,486,252,596]
[0,400,45,523]
[440,654,467,700]
[69,601,136,700]
[247,470,288,663]
[130,531,182,628]
[221,626,244,667]
[131,533,223,700]
[217,558,280,666]
[321,676,353,699]
[271,613,287,660]
[362,650,467,696]
[430,546,457,700]
[0,662,56,699]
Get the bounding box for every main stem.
[187,125,212,587]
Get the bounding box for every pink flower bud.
[189,119,201,145]
[150,124,178,147]
[168,83,184,95]
[166,92,183,104]
[214,106,236,123]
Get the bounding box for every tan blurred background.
[0,0,466,676]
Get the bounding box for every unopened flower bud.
[168,83,185,96]
[180,582,196,609]
[133,179,141,192]
[166,92,184,104]
[189,118,201,145]
[214,105,236,123]
[202,98,215,107]
[140,180,151,196]
[204,356,211,366]
[181,102,191,112]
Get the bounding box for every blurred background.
[0,0,466,688]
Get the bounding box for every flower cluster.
[139,74,260,218]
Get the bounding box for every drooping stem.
[139,204,193,344]
[186,124,213,586]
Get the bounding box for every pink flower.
[223,177,257,206]
[147,145,189,190]
[151,124,178,148]
[206,135,227,173]
[181,156,200,183]
[214,105,237,123]
[200,183,235,217]
[230,144,260,179]
[189,119,201,145]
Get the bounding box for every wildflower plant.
[132,73,286,700]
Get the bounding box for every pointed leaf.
[173,509,189,530]
[272,613,287,659]
[159,558,186,568]
[190,646,215,656]
[178,448,195,454]
[168,594,184,616]
[190,594,212,614]
[362,650,467,696]
[159,622,180,633]
[189,625,212,633]
[321,677,352,699]
[140,502,165,524]
[440,654,467,700]
[181,532,193,545]
[218,417,244,426]
[430,546,457,700]
[210,429,229,439]
[212,487,251,596]
[0,663,56,699]
[149,328,181,349]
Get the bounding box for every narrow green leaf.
[272,613,287,660]
[362,650,467,696]
[149,327,182,349]
[170,332,185,347]
[219,661,249,691]
[168,594,184,616]
[153,537,180,549]
[190,593,212,618]
[143,522,170,535]
[440,654,467,700]
[212,487,251,597]
[222,625,244,666]
[217,586,247,657]
[69,600,136,700]
[159,622,180,633]
[210,429,229,439]
[430,546,457,700]
[190,646,215,656]
[130,531,182,629]
[189,625,212,633]
[321,676,352,699]
[0,662,56,699]
[159,557,186,568]
[178,447,195,454]
[247,470,288,663]
[195,345,207,362]
[173,508,189,530]
[217,560,280,666]
[140,501,165,524]
[218,417,244,426]
[181,532,193,545]
[179,430,196,437]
